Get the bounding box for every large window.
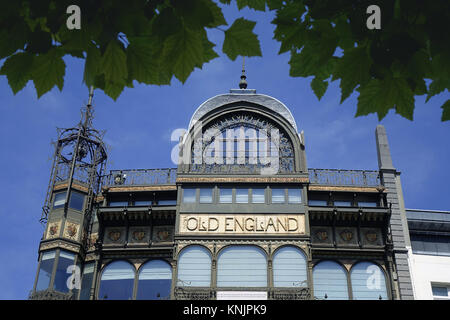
[183,188,196,203]
[273,246,307,287]
[350,262,388,300]
[288,188,302,204]
[53,192,66,209]
[252,188,265,203]
[236,188,249,203]
[69,191,85,211]
[177,246,212,287]
[219,188,232,203]
[79,263,94,300]
[53,250,76,293]
[137,260,172,300]
[99,261,135,300]
[271,188,285,204]
[199,188,213,203]
[313,261,349,300]
[217,246,267,287]
[35,251,56,291]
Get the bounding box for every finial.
[239,56,247,89]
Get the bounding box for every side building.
[29,85,415,300]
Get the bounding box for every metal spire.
[239,57,248,89]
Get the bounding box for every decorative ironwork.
[102,168,177,187]
[268,287,311,300]
[309,169,380,186]
[189,112,296,174]
[174,287,216,300]
[29,289,73,300]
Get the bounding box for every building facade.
[30,84,416,300]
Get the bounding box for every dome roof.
[187,92,299,134]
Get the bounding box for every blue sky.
[0,4,448,299]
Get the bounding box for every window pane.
[36,251,56,291]
[69,191,85,211]
[53,192,66,209]
[308,200,327,206]
[271,188,285,203]
[158,199,176,206]
[178,245,212,287]
[109,201,128,207]
[252,188,265,204]
[313,261,349,300]
[183,188,196,203]
[99,261,135,300]
[273,246,307,287]
[137,260,172,300]
[358,201,378,207]
[432,286,448,297]
[219,189,232,203]
[288,188,302,204]
[134,200,152,206]
[351,262,388,300]
[236,188,248,203]
[79,263,94,300]
[53,251,75,293]
[199,188,213,203]
[334,201,352,207]
[217,246,267,287]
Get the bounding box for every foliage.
[0,0,448,121]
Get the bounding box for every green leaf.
[202,0,227,27]
[83,44,101,87]
[162,26,204,83]
[441,99,450,121]
[100,40,128,86]
[236,0,266,11]
[127,38,160,84]
[0,52,34,94]
[311,77,328,100]
[223,18,262,61]
[31,48,65,97]
[334,46,372,103]
[356,77,415,121]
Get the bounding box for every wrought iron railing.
[174,287,216,300]
[102,168,177,187]
[173,287,311,300]
[268,287,311,300]
[308,168,380,187]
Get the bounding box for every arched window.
[137,260,172,300]
[99,261,135,300]
[217,246,267,287]
[273,246,307,287]
[313,261,349,300]
[350,262,388,300]
[177,245,211,287]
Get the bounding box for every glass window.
[69,191,85,211]
[134,200,152,206]
[36,251,56,291]
[137,260,172,300]
[308,200,327,206]
[273,246,307,287]
[219,188,232,203]
[358,201,378,207]
[183,188,196,203]
[199,188,213,203]
[313,261,349,300]
[271,188,285,203]
[252,188,265,204]
[53,250,75,293]
[350,262,388,300]
[178,245,212,287]
[53,192,66,209]
[432,285,450,299]
[217,246,267,287]
[157,199,176,206]
[99,261,135,300]
[236,188,249,203]
[288,188,302,204]
[79,263,94,300]
[109,201,128,207]
[334,201,352,207]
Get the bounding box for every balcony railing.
[102,168,177,187]
[308,168,380,187]
[173,287,311,300]
[101,168,381,187]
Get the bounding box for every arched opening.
[99,261,135,300]
[137,260,172,300]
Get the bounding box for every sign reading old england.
[179,214,305,235]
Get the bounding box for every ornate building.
[30,78,415,300]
